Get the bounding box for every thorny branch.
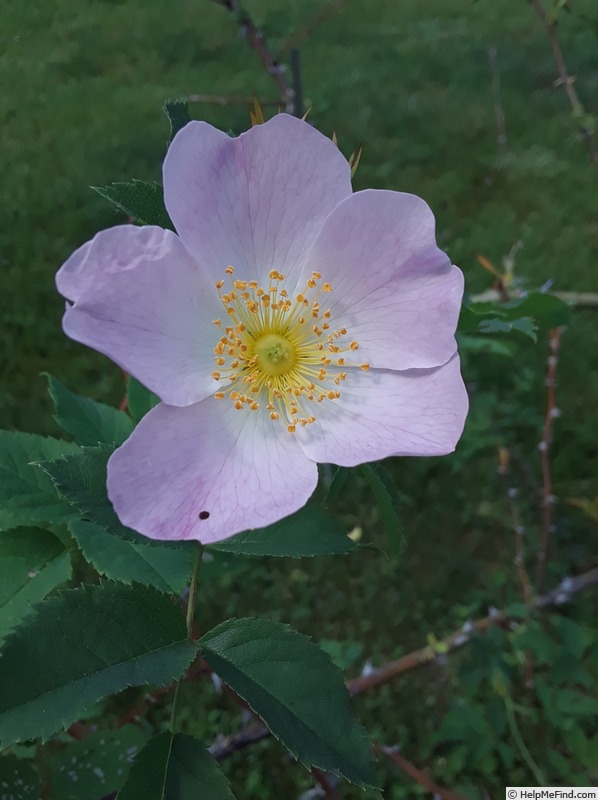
[375,744,466,800]
[211,0,294,112]
[207,567,598,761]
[530,0,598,164]
[536,328,563,593]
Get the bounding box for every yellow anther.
[360,363,370,371]
[210,265,363,431]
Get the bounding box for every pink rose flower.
[56,114,467,543]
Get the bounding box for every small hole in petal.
[199,511,210,520]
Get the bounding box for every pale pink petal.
[57,224,173,302]
[163,114,352,290]
[107,400,319,543]
[58,225,222,407]
[295,356,468,466]
[301,190,462,370]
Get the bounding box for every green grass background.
[1,0,597,796]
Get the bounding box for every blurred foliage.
[0,0,597,797]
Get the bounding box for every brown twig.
[212,0,294,112]
[536,328,563,593]
[498,448,533,607]
[498,447,535,687]
[311,768,341,799]
[374,744,466,800]
[208,567,598,760]
[530,0,598,164]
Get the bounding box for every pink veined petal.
[301,189,463,370]
[163,113,352,290]
[107,399,319,544]
[58,225,222,407]
[56,224,173,303]
[295,356,469,466]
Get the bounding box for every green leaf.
[0,431,79,531]
[40,443,135,540]
[49,725,148,800]
[478,315,537,342]
[322,465,350,503]
[200,618,377,788]
[127,376,160,424]
[504,293,570,329]
[0,754,40,798]
[164,98,192,144]
[70,519,192,592]
[0,582,198,745]
[557,689,598,717]
[46,374,134,447]
[40,443,181,550]
[210,505,357,558]
[457,334,515,356]
[0,527,71,644]
[361,463,403,556]
[92,180,173,229]
[117,732,236,800]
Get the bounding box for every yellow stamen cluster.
[211,266,368,432]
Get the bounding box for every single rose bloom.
[56,114,468,543]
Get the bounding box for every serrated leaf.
[0,431,79,531]
[70,519,192,592]
[164,98,192,144]
[0,528,71,644]
[478,316,537,341]
[199,618,377,788]
[0,582,198,745]
[46,374,134,447]
[117,732,236,800]
[0,754,40,798]
[40,443,187,551]
[361,463,403,556]
[49,725,147,800]
[127,376,160,424]
[93,181,173,229]
[209,506,357,558]
[40,443,136,541]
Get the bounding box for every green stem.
[170,542,204,732]
[504,691,546,786]
[185,542,203,640]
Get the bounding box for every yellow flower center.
[211,266,368,433]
